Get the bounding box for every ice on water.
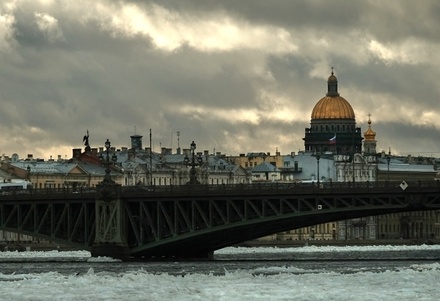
[1,245,439,300]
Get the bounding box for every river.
[1,245,439,276]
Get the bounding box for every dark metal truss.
[0,182,439,258]
[0,193,96,250]
[124,183,440,257]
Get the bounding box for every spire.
[326,67,339,97]
[363,113,376,141]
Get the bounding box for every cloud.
[0,0,440,160]
[34,12,64,43]
[0,4,16,53]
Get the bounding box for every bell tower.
[363,113,377,155]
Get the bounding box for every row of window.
[286,223,337,234]
[311,124,356,133]
[244,162,259,168]
[380,211,438,219]
[380,223,435,234]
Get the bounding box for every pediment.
[67,165,88,175]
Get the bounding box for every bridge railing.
[120,180,440,198]
[0,186,96,200]
[1,180,439,200]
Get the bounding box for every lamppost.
[149,129,153,186]
[386,148,391,183]
[352,152,355,185]
[93,139,126,260]
[99,139,118,184]
[184,141,203,184]
[315,152,321,186]
[26,165,31,182]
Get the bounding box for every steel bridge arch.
[0,181,439,258]
[124,182,440,258]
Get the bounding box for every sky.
[1,246,440,300]
[1,1,440,160]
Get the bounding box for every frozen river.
[1,245,440,300]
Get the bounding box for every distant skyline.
[1,1,440,159]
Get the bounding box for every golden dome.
[328,74,337,82]
[311,71,355,120]
[363,114,376,141]
[311,96,355,119]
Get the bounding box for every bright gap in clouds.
[92,2,298,53]
[178,105,302,125]
[368,39,440,65]
[34,12,64,42]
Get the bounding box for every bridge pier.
[91,182,130,260]
[180,251,214,260]
[91,244,130,260]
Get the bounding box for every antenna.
[170,132,173,150]
[177,131,180,148]
[149,129,152,186]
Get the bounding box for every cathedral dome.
[311,71,355,120]
[311,95,355,119]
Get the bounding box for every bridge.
[1,180,440,260]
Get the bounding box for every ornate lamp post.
[98,139,118,184]
[93,139,127,260]
[386,148,391,183]
[184,141,203,184]
[315,152,321,186]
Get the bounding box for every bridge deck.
[0,180,439,259]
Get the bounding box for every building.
[303,70,363,155]
[375,154,438,241]
[251,161,281,182]
[301,71,376,240]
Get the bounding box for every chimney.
[72,149,82,158]
[130,134,143,150]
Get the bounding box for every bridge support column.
[91,182,129,260]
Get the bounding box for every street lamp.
[184,141,203,184]
[315,152,321,186]
[99,139,118,184]
[26,165,31,181]
[386,148,391,183]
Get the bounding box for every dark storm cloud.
[1,0,440,159]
